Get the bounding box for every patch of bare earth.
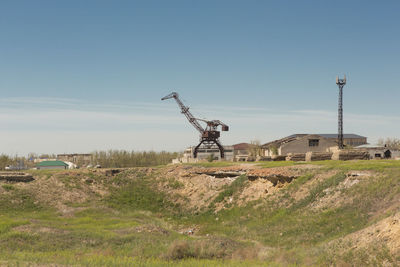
[329,211,400,259]
[310,171,374,211]
[236,179,275,205]
[18,171,110,215]
[239,165,321,207]
[158,165,234,210]
[13,224,69,234]
[114,224,169,235]
[291,170,339,203]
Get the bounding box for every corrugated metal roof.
[356,144,384,148]
[318,134,366,139]
[288,134,366,139]
[233,143,250,150]
[36,160,68,167]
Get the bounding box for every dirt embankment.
[1,164,319,214]
[14,170,112,215]
[328,210,400,258]
[157,164,320,210]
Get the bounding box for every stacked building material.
[332,150,369,161]
[285,153,306,161]
[271,155,286,161]
[257,156,272,161]
[305,152,333,161]
[0,172,34,182]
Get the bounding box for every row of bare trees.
[91,150,180,168]
[377,138,400,149]
[0,155,29,170]
[0,150,180,170]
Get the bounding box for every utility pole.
[336,75,347,149]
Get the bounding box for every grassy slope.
[0,160,399,266]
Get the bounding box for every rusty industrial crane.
[161,92,229,158]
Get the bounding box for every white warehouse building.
[174,145,234,163]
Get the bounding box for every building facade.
[172,145,234,163]
[57,154,92,166]
[233,143,251,161]
[262,133,367,157]
[262,134,340,157]
[185,145,234,161]
[355,144,400,159]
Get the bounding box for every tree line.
[0,155,27,170]
[0,150,180,170]
[91,150,179,168]
[377,138,400,149]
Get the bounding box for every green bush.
[1,184,15,191]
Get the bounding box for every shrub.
[164,238,237,260]
[165,240,195,260]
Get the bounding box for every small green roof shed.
[36,160,68,170]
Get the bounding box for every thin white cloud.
[0,97,83,106]
[0,97,398,155]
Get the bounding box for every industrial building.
[355,144,400,159]
[262,134,367,157]
[36,160,69,170]
[57,154,92,166]
[233,143,251,161]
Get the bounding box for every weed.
[1,184,15,191]
[167,178,184,189]
[209,175,248,207]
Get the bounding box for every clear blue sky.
[0,1,399,155]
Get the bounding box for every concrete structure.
[57,154,92,166]
[233,143,251,161]
[186,145,234,161]
[173,145,234,163]
[355,144,400,159]
[36,160,68,170]
[262,134,339,157]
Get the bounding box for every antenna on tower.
[336,75,347,149]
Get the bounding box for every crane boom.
[161,92,204,133]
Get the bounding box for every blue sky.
[0,1,399,155]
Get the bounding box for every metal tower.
[336,75,346,149]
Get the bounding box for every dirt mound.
[330,211,400,258]
[18,171,109,215]
[159,165,234,210]
[157,164,321,210]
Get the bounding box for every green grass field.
[0,160,399,266]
